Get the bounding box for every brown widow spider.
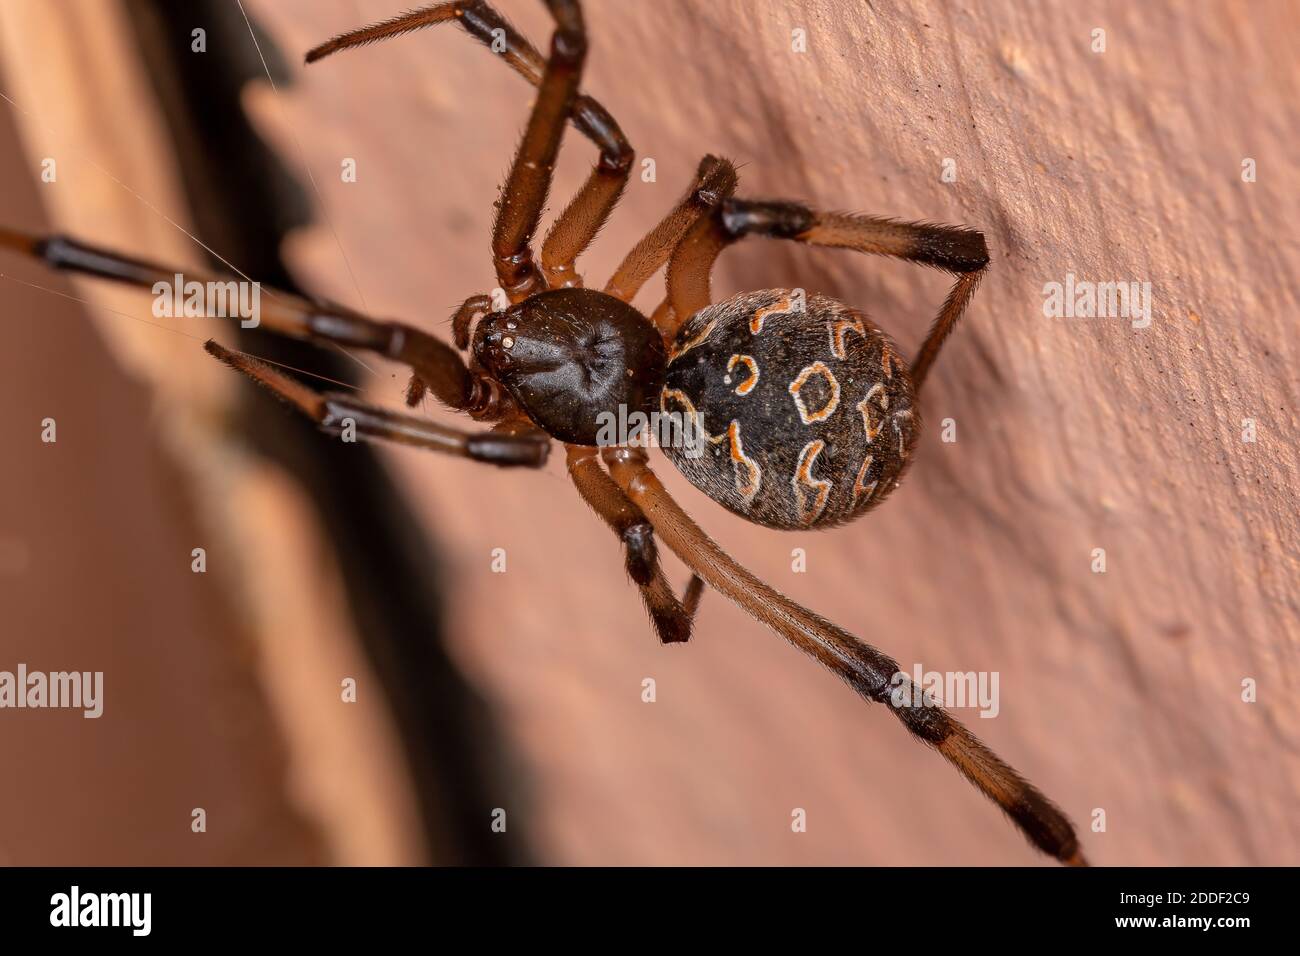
[0,0,1083,865]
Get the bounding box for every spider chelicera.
[0,0,1083,865]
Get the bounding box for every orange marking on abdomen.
[857,382,888,441]
[789,361,841,424]
[881,344,902,380]
[852,454,878,505]
[727,354,760,395]
[829,314,867,359]
[669,317,717,360]
[792,439,832,526]
[660,387,721,447]
[727,420,762,504]
[750,296,792,334]
[892,408,915,457]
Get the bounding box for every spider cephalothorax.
[1,0,1085,866]
[473,287,665,445]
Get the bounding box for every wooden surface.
[0,0,422,865]
[0,90,325,866]
[4,0,1298,865]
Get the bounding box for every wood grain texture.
[240,0,1295,865]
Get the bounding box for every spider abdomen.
[660,289,919,530]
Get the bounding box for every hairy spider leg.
[663,198,990,393]
[602,446,1084,866]
[0,227,544,463]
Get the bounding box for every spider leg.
[601,446,1085,866]
[1,228,508,419]
[566,445,701,644]
[405,292,498,407]
[539,148,631,291]
[484,0,590,301]
[205,341,548,467]
[662,199,990,394]
[603,154,739,309]
[309,2,628,299]
[538,85,633,290]
[451,294,493,352]
[308,1,630,208]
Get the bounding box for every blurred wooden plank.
[0,0,423,864]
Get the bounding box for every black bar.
[0,866,1279,942]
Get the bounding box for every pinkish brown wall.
[2,0,1297,865]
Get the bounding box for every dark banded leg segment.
[308,2,626,301]
[540,95,633,289]
[663,199,990,393]
[0,227,509,419]
[566,444,702,644]
[601,446,1084,866]
[207,341,548,467]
